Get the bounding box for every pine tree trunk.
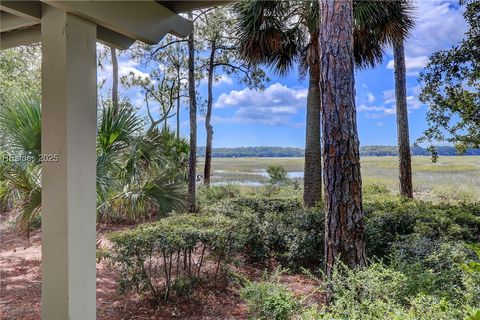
[204,41,215,187]
[187,12,197,213]
[303,46,322,207]
[393,38,413,198]
[176,70,181,139]
[320,0,367,277]
[110,46,119,114]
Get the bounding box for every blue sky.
[98,0,467,148]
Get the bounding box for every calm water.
[209,169,304,186]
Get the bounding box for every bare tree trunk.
[187,11,197,213]
[204,40,216,187]
[176,71,181,139]
[320,0,367,278]
[303,33,322,207]
[393,38,413,198]
[110,46,119,113]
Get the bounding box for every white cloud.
[367,92,375,103]
[359,85,423,118]
[406,1,466,57]
[213,83,307,126]
[385,1,467,74]
[386,55,429,72]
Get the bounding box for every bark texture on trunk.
[303,34,322,207]
[203,41,216,187]
[110,46,119,113]
[176,69,181,139]
[187,12,197,213]
[320,0,367,277]
[393,38,413,198]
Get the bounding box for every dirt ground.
[0,212,324,319]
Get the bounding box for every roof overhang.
[0,0,226,50]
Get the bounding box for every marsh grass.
[197,156,480,202]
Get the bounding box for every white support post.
[41,6,97,319]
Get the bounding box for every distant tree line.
[196,146,480,158]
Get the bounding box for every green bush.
[107,214,242,303]
[364,194,480,258]
[266,165,288,185]
[310,261,478,320]
[207,195,323,269]
[197,185,241,207]
[241,279,300,320]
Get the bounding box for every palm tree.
[235,1,321,207]
[354,1,415,198]
[235,0,413,207]
[0,95,187,232]
[393,22,414,199]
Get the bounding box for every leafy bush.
[390,238,480,304]
[364,194,480,258]
[309,261,478,320]
[197,185,241,206]
[206,195,323,269]
[266,165,288,185]
[107,214,242,303]
[241,278,300,320]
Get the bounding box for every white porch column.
[41,6,97,320]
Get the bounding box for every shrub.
[107,214,242,303]
[241,278,300,320]
[208,196,323,269]
[266,165,288,185]
[197,185,240,207]
[364,194,480,258]
[313,262,477,320]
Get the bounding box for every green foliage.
[0,95,42,163]
[311,261,478,320]
[107,214,241,303]
[266,165,288,185]
[390,238,479,302]
[364,194,480,258]
[206,195,323,269]
[241,277,300,320]
[197,185,241,207]
[418,1,480,151]
[321,262,408,319]
[0,96,188,230]
[0,45,41,104]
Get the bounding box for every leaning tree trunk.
[393,38,413,198]
[303,34,322,207]
[110,46,119,114]
[320,0,367,278]
[203,41,215,187]
[187,11,197,213]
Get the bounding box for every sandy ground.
[0,212,324,319]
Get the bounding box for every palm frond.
[354,0,415,68]
[0,94,41,162]
[234,0,305,75]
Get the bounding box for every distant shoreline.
[197,146,480,158]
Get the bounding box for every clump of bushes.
[364,193,480,259]
[241,276,300,320]
[207,194,323,269]
[301,257,480,320]
[107,214,241,303]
